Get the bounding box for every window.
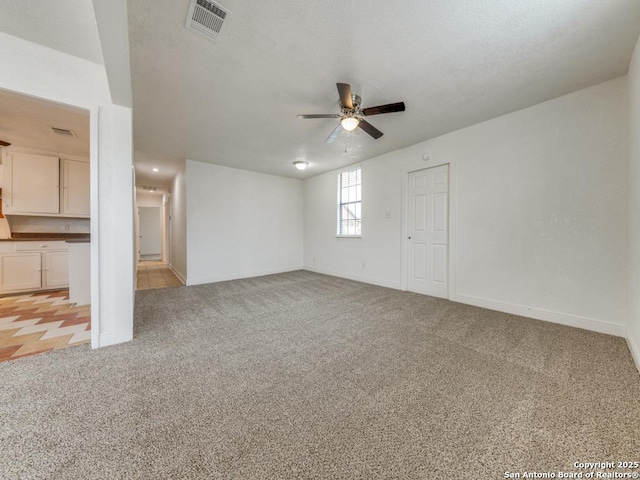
[337,166,362,236]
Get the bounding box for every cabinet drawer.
[15,241,68,251]
[0,242,18,254]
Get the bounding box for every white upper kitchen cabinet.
[61,159,90,216]
[2,151,90,218]
[3,151,60,214]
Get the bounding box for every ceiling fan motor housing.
[342,94,362,114]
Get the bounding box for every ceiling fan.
[297,83,405,143]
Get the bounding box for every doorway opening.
[135,192,182,291]
[0,88,93,362]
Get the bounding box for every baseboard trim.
[627,329,640,374]
[186,265,303,286]
[303,266,402,290]
[452,292,625,337]
[168,264,186,285]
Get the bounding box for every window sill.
[335,235,362,238]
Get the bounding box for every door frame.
[400,161,457,300]
[163,194,171,266]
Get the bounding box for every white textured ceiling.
[1,1,639,184]
[0,89,89,158]
[128,0,640,179]
[0,0,104,64]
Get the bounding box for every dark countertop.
[0,233,90,242]
[65,239,91,243]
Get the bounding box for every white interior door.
[138,207,162,257]
[408,165,449,298]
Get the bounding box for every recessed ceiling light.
[293,161,308,170]
[152,168,159,172]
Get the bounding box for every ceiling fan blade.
[337,83,353,109]
[361,102,405,116]
[358,119,383,139]
[297,114,340,119]
[325,123,343,144]
[0,140,10,147]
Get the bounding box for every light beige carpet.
[1,270,639,479]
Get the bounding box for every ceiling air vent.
[186,0,232,42]
[51,127,76,138]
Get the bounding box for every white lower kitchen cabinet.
[0,241,69,294]
[0,253,42,292]
[42,251,69,288]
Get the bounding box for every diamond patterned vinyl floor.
[0,290,90,363]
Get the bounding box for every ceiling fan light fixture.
[341,116,359,132]
[297,82,404,143]
[294,161,308,170]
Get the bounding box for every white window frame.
[336,165,362,238]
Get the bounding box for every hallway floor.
[136,260,183,290]
[0,290,91,363]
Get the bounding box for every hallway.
[136,261,183,291]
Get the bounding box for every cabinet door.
[42,251,69,288]
[0,253,42,292]
[61,159,90,217]
[4,152,60,214]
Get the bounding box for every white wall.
[185,160,303,285]
[304,163,403,289]
[305,77,628,336]
[94,103,134,346]
[0,32,135,348]
[136,191,163,207]
[169,160,187,282]
[627,35,640,370]
[0,33,111,108]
